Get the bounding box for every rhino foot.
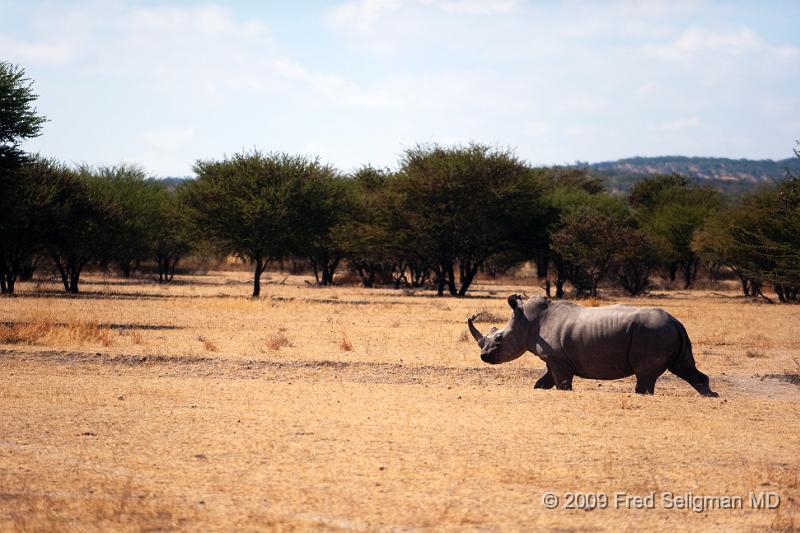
[533,371,555,389]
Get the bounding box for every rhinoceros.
[468,294,718,397]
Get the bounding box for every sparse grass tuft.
[458,330,470,343]
[471,310,505,323]
[266,332,290,351]
[198,336,217,352]
[339,333,353,352]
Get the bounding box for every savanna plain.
[1,271,798,532]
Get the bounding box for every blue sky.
[2,0,799,176]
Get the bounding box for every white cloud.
[566,125,598,137]
[652,117,700,131]
[645,26,799,64]
[271,59,395,109]
[524,120,550,136]
[328,0,520,33]
[437,0,520,14]
[0,36,77,65]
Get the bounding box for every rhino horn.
[468,315,486,348]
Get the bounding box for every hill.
[583,155,800,194]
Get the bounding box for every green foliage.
[613,229,664,296]
[628,174,689,208]
[0,157,69,293]
[186,150,341,296]
[154,184,194,283]
[550,204,633,298]
[335,166,404,287]
[86,164,165,276]
[45,164,115,293]
[0,62,47,167]
[535,166,606,195]
[396,143,547,296]
[629,175,720,288]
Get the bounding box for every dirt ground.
[1,271,798,532]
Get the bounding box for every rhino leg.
[672,366,718,397]
[548,362,574,391]
[634,375,657,395]
[534,370,555,389]
[669,354,719,397]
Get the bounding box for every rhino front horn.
[467,315,486,348]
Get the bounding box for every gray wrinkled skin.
[468,295,718,397]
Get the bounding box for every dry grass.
[266,331,290,351]
[1,272,799,531]
[339,332,353,352]
[0,314,113,347]
[198,336,217,352]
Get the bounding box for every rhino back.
[536,303,678,379]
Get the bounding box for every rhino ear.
[507,295,521,310]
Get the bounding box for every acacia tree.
[46,166,115,294]
[154,184,193,283]
[541,184,622,298]
[303,175,350,286]
[613,228,663,296]
[0,62,46,167]
[693,205,764,296]
[0,62,48,293]
[186,151,341,297]
[336,166,401,287]
[396,143,546,296]
[725,145,800,302]
[551,204,631,298]
[630,175,720,288]
[90,164,163,277]
[0,157,68,293]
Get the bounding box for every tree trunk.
[19,260,35,281]
[167,256,179,282]
[738,275,749,297]
[157,254,166,283]
[535,254,548,279]
[252,256,265,298]
[54,257,70,292]
[311,261,321,285]
[446,263,457,296]
[435,267,445,297]
[68,273,80,294]
[53,256,83,293]
[0,264,16,294]
[668,262,678,282]
[120,259,132,278]
[682,257,698,289]
[457,259,482,297]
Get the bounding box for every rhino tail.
[668,320,696,372]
